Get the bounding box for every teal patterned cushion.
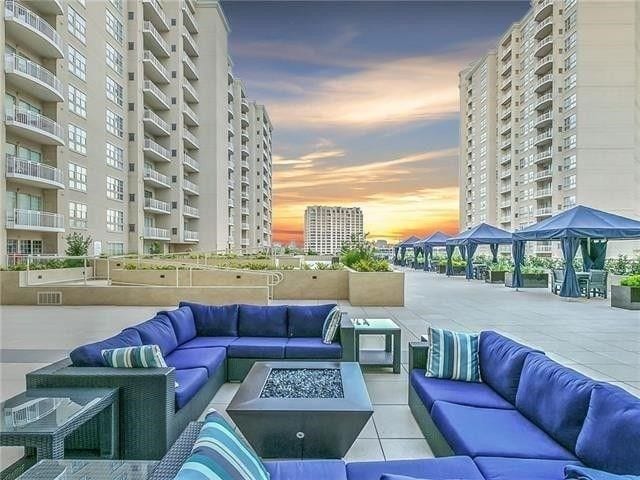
[175,410,270,480]
[425,327,480,382]
[321,306,341,344]
[101,344,167,368]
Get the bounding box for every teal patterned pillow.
[101,345,167,368]
[425,327,480,382]
[321,306,341,344]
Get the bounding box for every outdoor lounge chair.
[587,269,608,299]
[551,269,564,294]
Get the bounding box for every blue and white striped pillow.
[175,410,270,480]
[425,327,480,382]
[321,306,341,344]
[101,345,167,368]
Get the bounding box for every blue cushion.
[565,465,638,480]
[264,460,347,480]
[410,369,514,411]
[227,337,287,358]
[426,328,480,382]
[165,347,226,377]
[474,457,583,480]
[575,384,640,475]
[515,353,596,452]
[179,301,239,337]
[479,331,541,404]
[430,401,576,460]
[379,475,423,480]
[285,338,342,359]
[287,304,336,338]
[174,367,208,410]
[238,304,288,337]
[70,329,142,366]
[127,314,179,356]
[175,336,238,350]
[345,456,485,480]
[160,306,196,345]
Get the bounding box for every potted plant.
[505,257,550,288]
[611,274,640,310]
[486,260,511,284]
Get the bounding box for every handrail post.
[83,257,87,285]
[107,257,111,285]
[176,266,179,287]
[26,255,30,286]
[190,267,193,287]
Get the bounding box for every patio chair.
[551,269,564,294]
[588,269,608,299]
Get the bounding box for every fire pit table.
[226,361,372,459]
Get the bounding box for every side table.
[16,460,157,480]
[352,318,401,373]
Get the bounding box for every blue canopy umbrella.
[512,205,640,297]
[396,236,420,266]
[446,223,512,279]
[420,231,451,271]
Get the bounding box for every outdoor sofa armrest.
[149,421,204,480]
[408,341,430,372]
[339,313,356,362]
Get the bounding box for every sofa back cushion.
[179,301,238,337]
[70,329,142,366]
[160,306,197,345]
[238,304,288,337]
[479,331,541,404]
[127,314,179,357]
[516,353,596,452]
[575,384,640,475]
[287,304,336,337]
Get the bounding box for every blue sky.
[222,1,529,243]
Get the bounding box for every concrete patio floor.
[1,270,638,468]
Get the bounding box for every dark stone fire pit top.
[260,368,344,399]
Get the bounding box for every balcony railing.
[241,176,249,184]
[535,149,553,163]
[4,1,63,58]
[535,129,553,144]
[143,80,169,109]
[241,207,249,215]
[142,0,168,31]
[143,167,170,187]
[183,178,199,194]
[143,21,169,57]
[144,197,170,213]
[183,152,199,172]
[535,17,553,39]
[7,208,64,231]
[535,92,553,110]
[535,169,553,180]
[227,142,234,152]
[182,1,198,33]
[535,188,553,199]
[535,74,553,92]
[143,108,170,135]
[6,154,64,188]
[183,103,198,125]
[183,205,199,217]
[500,155,511,165]
[183,55,198,80]
[144,226,170,240]
[143,138,171,162]
[182,30,199,57]
[228,159,235,171]
[535,112,553,127]
[183,129,199,149]
[535,0,553,21]
[184,229,199,242]
[500,139,512,150]
[500,169,511,179]
[4,106,65,145]
[535,55,553,74]
[535,244,553,253]
[143,50,169,83]
[536,207,553,216]
[534,35,553,57]
[4,53,63,101]
[183,79,199,103]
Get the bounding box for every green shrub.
[620,274,640,287]
[489,260,512,272]
[351,258,391,272]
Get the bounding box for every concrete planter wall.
[275,256,303,269]
[110,269,269,287]
[611,285,640,310]
[504,272,550,288]
[22,266,94,286]
[485,270,507,284]
[272,270,349,300]
[348,270,405,306]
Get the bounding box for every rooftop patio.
[1,270,638,470]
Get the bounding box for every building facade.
[1,0,272,264]
[304,206,363,255]
[459,0,640,256]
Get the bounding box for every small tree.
[149,241,162,255]
[65,232,91,257]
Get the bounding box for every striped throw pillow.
[425,328,480,382]
[101,345,167,368]
[321,307,341,345]
[176,410,270,480]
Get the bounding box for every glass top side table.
[351,318,401,373]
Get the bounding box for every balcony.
[535,168,553,181]
[501,62,512,77]
[227,142,234,153]
[535,149,553,164]
[534,55,553,75]
[228,123,235,137]
[4,1,64,58]
[182,79,199,103]
[500,168,511,179]
[500,155,511,165]
[183,204,199,218]
[534,129,553,146]
[143,138,171,163]
[182,1,198,33]
[21,0,63,15]
[534,17,553,40]
[500,184,511,194]
[241,97,249,113]
[143,109,170,136]
[241,144,249,157]
[241,159,249,169]
[143,50,169,84]
[241,130,249,142]
[143,80,169,110]
[500,91,512,105]
[182,31,199,57]
[535,92,553,111]
[184,230,199,242]
[4,106,64,145]
[228,159,235,171]
[500,139,512,150]
[241,223,249,230]
[5,154,64,189]
[500,107,512,121]
[241,113,249,127]
[535,188,553,199]
[535,207,553,217]
[143,226,170,240]
[500,123,512,136]
[535,74,553,93]
[500,77,512,91]
[4,53,63,102]
[183,56,198,80]
[6,208,64,232]
[535,112,553,128]
[241,207,249,216]
[183,152,199,172]
[241,238,249,247]
[183,178,199,195]
[534,34,553,58]
[142,0,168,32]
[534,0,553,21]
[183,129,199,150]
[183,104,199,126]
[241,175,249,185]
[500,216,512,224]
[228,84,234,102]
[143,21,170,57]
[228,179,235,190]
[228,198,235,208]
[144,197,170,214]
[143,167,170,188]
[229,216,235,226]
[241,192,249,200]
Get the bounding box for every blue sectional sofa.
[26,303,355,460]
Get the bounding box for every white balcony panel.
[142,0,169,31]
[143,50,169,84]
[4,53,63,102]
[143,21,170,57]
[143,109,170,136]
[144,226,170,240]
[144,197,171,214]
[143,167,171,188]
[143,80,169,110]
[7,208,64,232]
[143,138,171,163]
[5,154,64,189]
[183,153,200,172]
[183,205,199,218]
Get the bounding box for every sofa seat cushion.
[127,314,178,356]
[175,336,238,350]
[345,457,484,480]
[474,457,583,480]
[160,306,196,345]
[238,304,288,337]
[479,331,541,404]
[410,369,514,411]
[227,337,287,358]
[287,304,337,338]
[430,401,576,460]
[174,367,208,410]
[70,329,142,366]
[515,353,596,453]
[264,460,347,480]
[165,347,226,377]
[179,302,239,337]
[285,338,342,359]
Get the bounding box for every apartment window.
[106,10,124,44]
[68,162,87,191]
[565,52,577,71]
[565,73,577,91]
[68,125,87,154]
[68,84,87,118]
[565,32,577,51]
[67,6,86,43]
[106,43,123,75]
[564,93,577,111]
[106,142,124,170]
[564,134,577,150]
[107,209,124,232]
[565,0,577,7]
[106,242,124,255]
[564,154,577,171]
[106,110,124,138]
[107,176,124,201]
[565,11,577,31]
[563,195,577,209]
[109,0,123,11]
[564,174,577,190]
[106,76,123,106]
[69,201,88,229]
[7,239,42,256]
[68,45,86,81]
[564,114,577,131]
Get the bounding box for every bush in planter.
[620,275,640,287]
[488,260,512,272]
[351,258,391,272]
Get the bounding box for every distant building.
[373,239,393,260]
[304,206,364,255]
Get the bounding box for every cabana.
[420,231,451,271]
[446,223,512,279]
[512,205,640,297]
[394,235,420,265]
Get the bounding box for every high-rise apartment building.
[460,0,640,256]
[1,0,272,263]
[304,206,363,255]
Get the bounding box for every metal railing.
[184,229,199,241]
[143,167,169,186]
[143,138,171,162]
[144,197,170,213]
[6,154,63,185]
[143,80,169,106]
[183,79,199,102]
[183,205,199,217]
[183,129,199,148]
[7,208,64,230]
[4,106,64,141]
[143,50,169,81]
[5,1,63,54]
[183,55,198,78]
[143,108,169,133]
[183,103,198,124]
[143,21,169,56]
[183,177,199,194]
[5,53,62,97]
[183,152,199,171]
[182,30,199,56]
[142,0,168,29]
[143,226,170,239]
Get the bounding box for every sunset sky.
[223,1,529,244]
